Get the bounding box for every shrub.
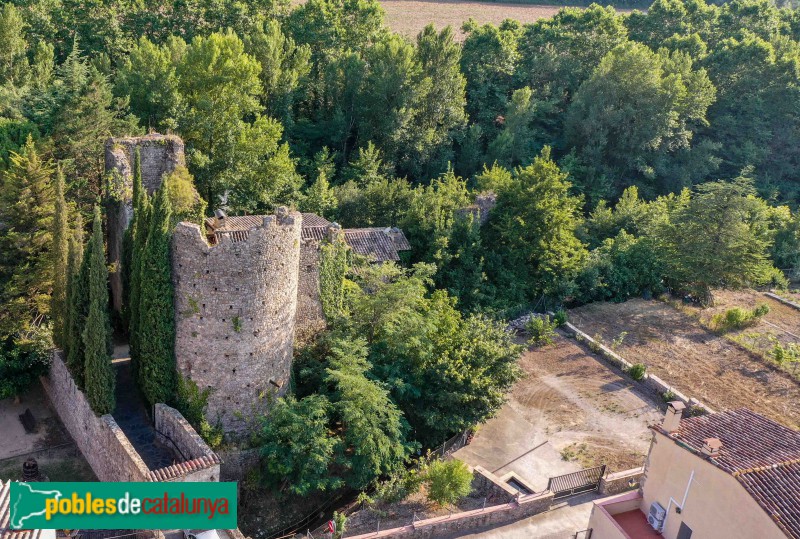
[773,343,799,368]
[375,465,426,503]
[710,304,770,332]
[332,511,347,539]
[626,363,647,381]
[611,331,628,350]
[425,459,473,507]
[526,315,557,346]
[553,309,568,327]
[662,389,676,403]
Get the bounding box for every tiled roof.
[344,228,409,262]
[147,454,221,482]
[0,481,47,539]
[659,409,800,538]
[205,212,411,261]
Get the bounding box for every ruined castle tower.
[171,208,302,434]
[105,134,185,313]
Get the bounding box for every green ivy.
[319,234,349,321]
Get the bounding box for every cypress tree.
[128,189,151,370]
[51,166,69,348]
[83,205,115,415]
[121,149,143,330]
[66,214,89,387]
[137,185,175,407]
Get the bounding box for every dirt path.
[454,335,661,490]
[569,299,800,429]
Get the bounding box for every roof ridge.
[733,457,800,477]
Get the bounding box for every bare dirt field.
[381,0,564,39]
[454,335,661,489]
[680,290,800,377]
[569,298,800,429]
[293,0,630,41]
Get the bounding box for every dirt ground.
[454,335,661,490]
[681,290,800,377]
[293,0,630,41]
[569,298,800,429]
[0,384,95,482]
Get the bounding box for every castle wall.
[105,134,185,314]
[295,239,327,343]
[171,210,302,434]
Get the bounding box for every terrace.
[588,491,661,539]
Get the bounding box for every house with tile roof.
[588,403,800,539]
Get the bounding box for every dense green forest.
[1,0,800,501]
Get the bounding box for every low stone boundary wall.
[41,351,150,482]
[346,491,555,539]
[765,291,800,312]
[599,467,644,496]
[151,404,221,481]
[561,322,714,415]
[470,467,518,504]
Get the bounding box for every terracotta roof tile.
[659,409,800,538]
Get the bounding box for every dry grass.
[569,297,800,430]
[293,0,631,41]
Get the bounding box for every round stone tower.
[171,209,302,434]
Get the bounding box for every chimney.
[213,209,227,228]
[326,222,342,242]
[702,438,723,457]
[663,401,686,433]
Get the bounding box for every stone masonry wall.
[172,210,302,434]
[104,134,185,313]
[41,352,151,482]
[346,491,555,539]
[150,404,221,482]
[295,239,326,343]
[599,467,645,496]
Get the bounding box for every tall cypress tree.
[121,149,143,330]
[66,214,89,387]
[51,166,69,348]
[137,185,175,407]
[128,189,150,371]
[83,205,115,415]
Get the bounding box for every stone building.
[172,209,302,434]
[105,133,185,313]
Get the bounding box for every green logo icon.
[9,482,237,529]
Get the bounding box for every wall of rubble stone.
[295,239,327,343]
[104,134,185,313]
[41,352,150,482]
[151,403,220,482]
[171,210,302,434]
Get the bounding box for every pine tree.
[66,215,90,388]
[83,205,115,415]
[136,185,175,407]
[51,166,69,348]
[121,149,143,330]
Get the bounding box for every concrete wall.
[587,491,643,539]
[346,491,554,539]
[41,352,150,482]
[295,238,326,343]
[640,431,786,539]
[598,467,644,496]
[104,134,185,313]
[171,210,302,435]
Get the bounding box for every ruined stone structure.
[105,133,185,313]
[172,209,302,434]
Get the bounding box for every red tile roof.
[205,212,411,261]
[657,409,800,538]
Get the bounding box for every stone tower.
[171,209,302,434]
[105,134,185,313]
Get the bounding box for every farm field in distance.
[569,296,800,430]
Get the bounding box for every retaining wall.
[346,491,554,539]
[470,467,518,504]
[41,351,150,482]
[764,291,800,312]
[560,322,714,415]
